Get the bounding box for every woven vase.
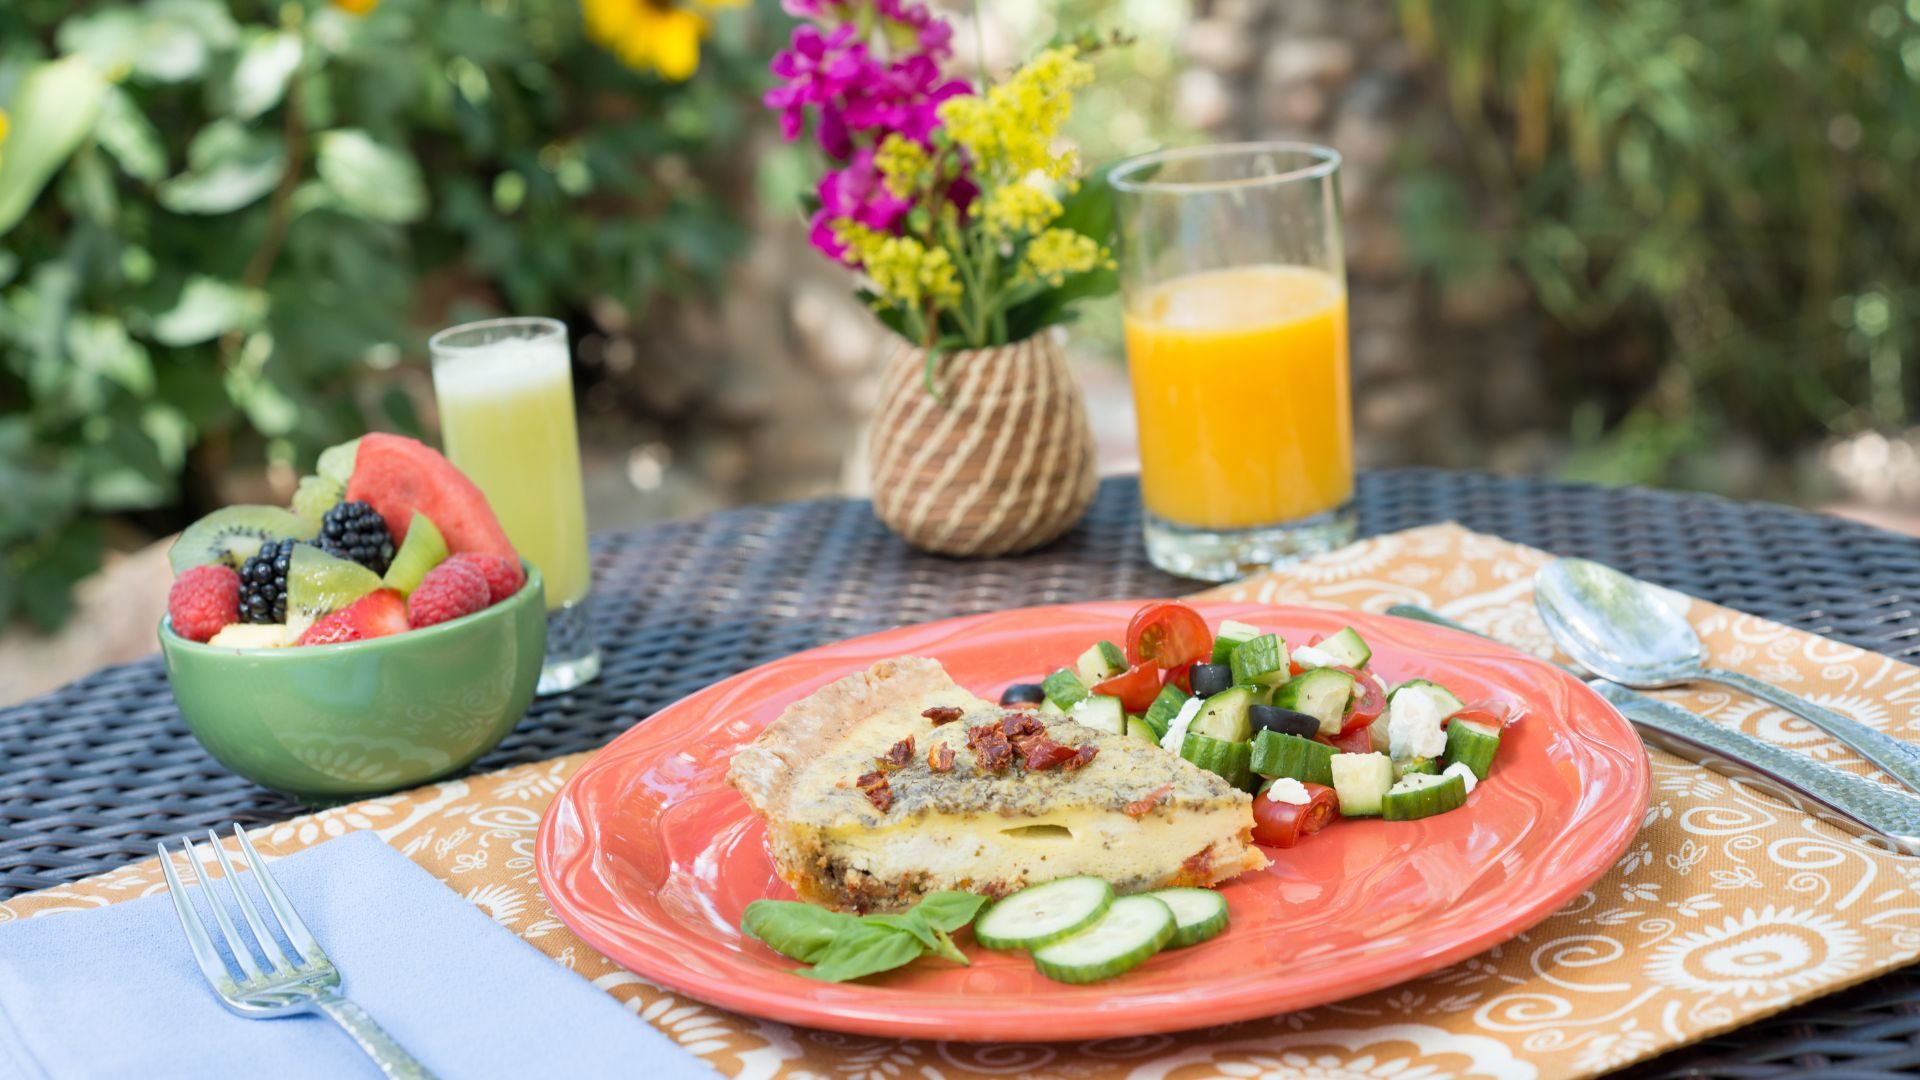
[867,332,1098,557]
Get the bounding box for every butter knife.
[1385,603,1920,856]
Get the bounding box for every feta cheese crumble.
[1263,777,1310,805]
[1443,761,1478,794]
[1158,696,1203,756]
[1387,686,1450,761]
[1289,643,1338,669]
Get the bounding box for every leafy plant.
[1395,0,1920,485]
[0,0,766,628]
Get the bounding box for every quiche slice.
[727,656,1268,913]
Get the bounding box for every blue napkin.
[0,830,715,1079]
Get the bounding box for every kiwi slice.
[285,543,384,634]
[169,506,318,576]
[317,437,360,486]
[291,474,345,523]
[382,512,448,597]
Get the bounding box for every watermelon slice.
[344,433,519,563]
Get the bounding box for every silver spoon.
[1535,557,1920,796]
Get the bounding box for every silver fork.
[158,826,438,1079]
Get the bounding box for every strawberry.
[446,552,525,606]
[297,589,410,646]
[168,564,241,643]
[409,560,491,628]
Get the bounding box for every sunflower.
[332,0,379,13]
[582,0,742,80]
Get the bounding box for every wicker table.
[5,470,1918,1076]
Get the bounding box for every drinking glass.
[1110,141,1356,581]
[429,317,600,694]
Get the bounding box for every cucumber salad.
[1001,601,1513,849]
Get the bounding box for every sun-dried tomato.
[856,770,893,811]
[1063,744,1099,770]
[928,743,956,772]
[1000,712,1045,741]
[1021,737,1078,771]
[1124,783,1174,819]
[876,736,914,771]
[966,723,1014,772]
[922,705,964,725]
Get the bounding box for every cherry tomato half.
[1164,660,1195,695]
[1333,665,1385,731]
[1091,663,1163,713]
[1325,725,1375,755]
[1251,782,1341,848]
[1125,601,1213,670]
[1450,699,1513,729]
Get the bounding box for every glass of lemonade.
[429,317,600,694]
[1110,141,1356,581]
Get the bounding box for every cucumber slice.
[1445,718,1502,779]
[974,876,1113,951]
[1180,733,1254,790]
[1039,697,1064,715]
[1042,668,1090,710]
[1314,626,1372,669]
[1382,772,1468,821]
[1228,633,1290,688]
[1330,751,1394,816]
[1147,888,1229,948]
[1070,694,1126,735]
[1394,756,1440,779]
[1076,641,1127,684]
[1211,619,1260,664]
[1250,730,1336,785]
[1189,686,1259,742]
[1142,683,1189,735]
[1272,668,1357,737]
[1126,716,1160,743]
[1032,895,1175,983]
[1389,679,1466,714]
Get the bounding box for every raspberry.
[446,553,524,605]
[409,560,490,628]
[168,564,241,642]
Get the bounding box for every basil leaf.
[741,899,860,964]
[909,891,989,933]
[927,926,969,965]
[801,925,926,983]
[861,912,969,965]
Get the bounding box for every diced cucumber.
[1330,752,1394,817]
[1250,730,1336,785]
[975,876,1114,950]
[1070,694,1126,735]
[1228,633,1290,688]
[1381,772,1468,821]
[1445,718,1502,780]
[1394,756,1439,779]
[1272,668,1357,737]
[1042,668,1090,709]
[1146,888,1229,948]
[1388,679,1465,715]
[1314,626,1372,669]
[1032,895,1175,983]
[1211,619,1260,664]
[1189,686,1259,742]
[1125,716,1160,743]
[1180,732,1255,790]
[1076,641,1127,684]
[1039,698,1064,715]
[1142,683,1190,735]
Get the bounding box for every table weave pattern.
[4,470,1919,1076]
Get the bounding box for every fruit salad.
[165,434,528,649]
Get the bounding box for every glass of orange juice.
[1110,142,1355,580]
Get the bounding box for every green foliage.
[1396,0,1920,483]
[0,0,764,628]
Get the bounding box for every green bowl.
[158,564,547,805]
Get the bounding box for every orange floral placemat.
[7,523,1920,1079]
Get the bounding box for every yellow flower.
[332,0,379,12]
[937,46,1093,180]
[874,134,930,200]
[982,182,1061,240]
[833,220,961,309]
[582,0,742,80]
[1021,228,1107,286]
[0,109,9,172]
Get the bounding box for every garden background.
[3,0,1917,699]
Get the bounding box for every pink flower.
[842,54,970,146]
[809,149,911,261]
[765,24,872,153]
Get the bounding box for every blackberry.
[238,538,297,624]
[316,500,395,576]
